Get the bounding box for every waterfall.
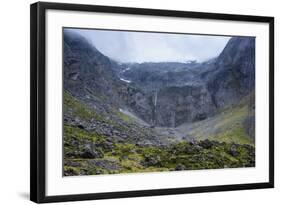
[152,90,158,127]
[154,90,158,107]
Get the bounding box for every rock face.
[64,30,153,124]
[64,30,255,129]
[205,37,255,108]
[121,62,201,91]
[64,30,119,97]
[155,85,216,127]
[120,37,255,127]
[64,29,121,116]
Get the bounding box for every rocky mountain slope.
[205,37,255,108]
[63,30,255,175]
[64,30,154,124]
[120,37,255,127]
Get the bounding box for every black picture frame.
[30,1,274,203]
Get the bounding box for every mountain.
[64,30,154,126]
[64,30,255,130]
[119,37,255,127]
[64,30,123,108]
[205,37,255,108]
[63,31,255,176]
[120,62,201,91]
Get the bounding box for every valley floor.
[63,92,255,176]
[64,124,255,176]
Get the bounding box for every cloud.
[66,28,230,63]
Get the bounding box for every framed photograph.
[30,2,274,203]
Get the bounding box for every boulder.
[175,164,186,171]
[198,139,214,149]
[80,142,104,158]
[229,144,239,157]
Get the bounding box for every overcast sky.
[66,28,230,63]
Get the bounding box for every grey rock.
[198,139,214,149]
[143,154,161,167]
[175,164,186,171]
[64,160,81,167]
[229,144,239,157]
[206,37,255,108]
[80,142,104,158]
[89,159,120,171]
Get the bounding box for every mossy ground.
[179,92,255,145]
[209,126,253,145]
[64,92,104,121]
[63,92,255,176]
[64,124,255,176]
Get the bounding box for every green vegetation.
[64,124,255,176]
[181,96,254,145]
[64,91,104,121]
[112,109,133,123]
[63,92,255,176]
[65,92,129,134]
[64,92,132,132]
[209,127,254,145]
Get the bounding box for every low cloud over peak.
[66,28,230,63]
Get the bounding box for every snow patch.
[121,67,131,73]
[120,78,131,83]
[124,67,131,72]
